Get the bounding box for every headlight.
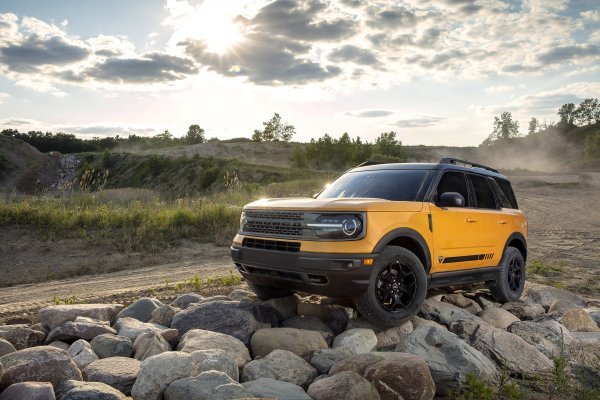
[239,211,246,231]
[308,214,363,239]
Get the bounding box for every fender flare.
[373,227,432,273]
[503,232,527,262]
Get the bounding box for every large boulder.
[375,322,413,349]
[396,325,498,394]
[170,293,204,309]
[330,352,435,400]
[229,289,260,303]
[90,334,132,359]
[164,370,251,400]
[332,328,377,355]
[170,300,276,345]
[310,347,354,374]
[190,349,239,382]
[477,308,520,330]
[242,378,311,400]
[55,380,127,400]
[150,305,179,327]
[507,320,576,358]
[241,349,317,389]
[0,346,82,390]
[131,352,193,400]
[524,283,586,310]
[82,357,140,395]
[307,370,379,400]
[0,325,46,350]
[251,328,328,359]
[38,304,123,330]
[297,300,353,335]
[419,299,481,327]
[113,318,178,344]
[501,302,545,320]
[176,329,250,368]
[560,309,600,332]
[45,320,117,343]
[133,331,171,361]
[441,293,482,315]
[0,382,55,400]
[263,295,300,320]
[281,315,334,344]
[67,340,99,370]
[0,339,16,357]
[117,298,163,323]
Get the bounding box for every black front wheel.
[354,246,427,327]
[246,280,295,301]
[487,246,526,302]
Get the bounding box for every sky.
[0,0,598,146]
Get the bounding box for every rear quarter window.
[493,178,518,209]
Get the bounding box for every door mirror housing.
[438,192,466,208]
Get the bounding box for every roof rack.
[439,158,499,173]
[356,160,386,167]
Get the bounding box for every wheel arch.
[373,228,432,273]
[504,232,527,263]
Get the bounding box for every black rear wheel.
[354,246,427,327]
[488,246,525,302]
[246,280,294,301]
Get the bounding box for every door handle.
[499,220,508,224]
[465,217,478,223]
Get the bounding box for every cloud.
[394,115,446,128]
[347,109,394,118]
[580,10,600,22]
[329,45,378,65]
[536,44,599,65]
[485,85,515,93]
[366,5,417,29]
[56,124,158,136]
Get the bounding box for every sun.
[188,2,243,55]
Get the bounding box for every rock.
[507,320,576,358]
[411,316,447,330]
[419,299,480,327]
[150,305,179,327]
[307,370,379,400]
[113,317,178,344]
[55,380,127,400]
[117,298,163,323]
[170,293,204,309]
[441,293,483,314]
[48,341,71,351]
[500,302,545,320]
[189,349,239,381]
[0,339,16,357]
[264,295,299,320]
[171,300,276,345]
[242,377,311,400]
[251,328,328,359]
[164,371,251,400]
[281,315,334,344]
[30,323,49,334]
[297,300,353,335]
[449,320,553,378]
[375,321,413,349]
[176,329,251,368]
[588,309,600,327]
[396,325,498,395]
[229,289,259,302]
[0,382,55,400]
[547,299,583,315]
[131,352,193,400]
[478,308,520,330]
[45,320,117,343]
[74,316,110,326]
[310,347,355,374]
[345,317,379,331]
[332,328,377,355]
[90,334,132,359]
[83,357,140,395]
[473,294,501,309]
[133,331,171,361]
[241,349,317,389]
[0,325,46,350]
[0,346,82,390]
[38,304,123,330]
[524,283,586,310]
[195,295,232,305]
[561,309,600,332]
[67,339,99,369]
[330,352,435,400]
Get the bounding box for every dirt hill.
[0,135,44,191]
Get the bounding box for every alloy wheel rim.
[507,257,523,292]
[375,261,417,312]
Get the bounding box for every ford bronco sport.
[231,158,527,326]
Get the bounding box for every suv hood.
[244,197,423,212]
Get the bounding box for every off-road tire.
[487,246,525,303]
[246,280,294,301]
[354,246,427,328]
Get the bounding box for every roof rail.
[356,160,386,167]
[439,158,499,173]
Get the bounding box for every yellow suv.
[231,158,528,326]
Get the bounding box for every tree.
[374,131,403,158]
[155,130,172,140]
[574,98,600,126]
[528,117,539,135]
[252,113,295,142]
[584,132,600,160]
[186,124,205,144]
[558,103,576,125]
[487,112,520,143]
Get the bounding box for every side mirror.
[438,192,466,208]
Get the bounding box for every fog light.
[363,258,374,266]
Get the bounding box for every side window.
[489,178,512,208]
[468,174,497,209]
[436,171,469,205]
[494,178,518,209]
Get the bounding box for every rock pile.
[0,281,598,399]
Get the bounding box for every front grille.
[243,210,305,237]
[243,238,300,252]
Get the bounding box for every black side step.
[428,266,498,288]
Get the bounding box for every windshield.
[317,169,432,201]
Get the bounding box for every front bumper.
[231,245,378,298]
